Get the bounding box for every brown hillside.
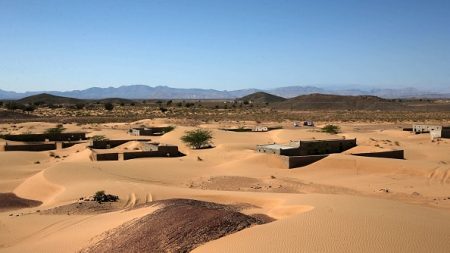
[17,93,83,105]
[273,93,406,110]
[240,92,286,104]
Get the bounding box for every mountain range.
[1,85,449,100]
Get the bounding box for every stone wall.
[90,140,133,149]
[297,139,356,156]
[412,125,442,134]
[62,142,85,148]
[129,127,173,136]
[90,151,119,161]
[352,150,404,159]
[3,132,86,142]
[4,143,57,151]
[283,155,329,168]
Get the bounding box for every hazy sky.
[0,0,449,92]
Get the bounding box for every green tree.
[181,129,213,149]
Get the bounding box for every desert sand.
[0,119,450,252]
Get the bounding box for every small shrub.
[93,190,119,203]
[44,124,66,135]
[181,129,213,149]
[321,124,340,134]
[91,135,108,141]
[163,125,175,133]
[23,105,36,113]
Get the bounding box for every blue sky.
[0,0,449,92]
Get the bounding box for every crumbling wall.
[412,125,442,134]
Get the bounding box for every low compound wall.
[283,155,329,169]
[90,152,119,161]
[90,140,135,149]
[297,139,357,156]
[90,139,156,149]
[3,133,86,142]
[91,148,182,161]
[62,142,85,148]
[123,150,181,160]
[4,143,57,151]
[352,150,404,159]
[443,129,450,138]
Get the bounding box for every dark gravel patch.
[0,192,42,211]
[81,198,272,253]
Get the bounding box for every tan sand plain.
[0,119,449,252]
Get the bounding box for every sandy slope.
[193,194,450,253]
[0,120,449,252]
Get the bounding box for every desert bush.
[23,105,36,113]
[91,135,108,141]
[93,190,119,203]
[104,102,114,111]
[44,124,66,134]
[181,129,213,149]
[164,125,175,133]
[5,102,25,110]
[75,103,85,110]
[321,124,340,134]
